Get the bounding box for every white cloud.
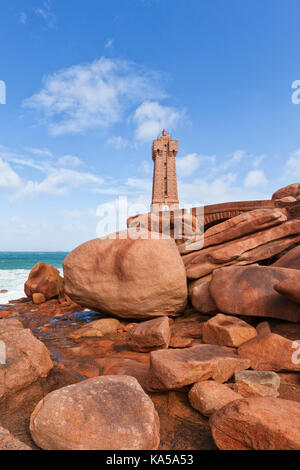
[244,170,268,188]
[222,149,267,171]
[58,155,82,168]
[25,147,53,157]
[24,57,164,136]
[0,158,21,189]
[285,149,300,178]
[107,136,129,149]
[19,168,104,198]
[34,0,56,28]
[177,153,199,176]
[133,101,185,142]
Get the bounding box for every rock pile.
[4,182,300,450]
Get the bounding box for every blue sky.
[1,0,300,250]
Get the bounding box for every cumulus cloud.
[19,168,104,198]
[133,101,185,142]
[244,169,268,188]
[24,57,165,136]
[0,146,106,199]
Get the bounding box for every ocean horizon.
[0,252,68,304]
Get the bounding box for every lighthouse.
[151,129,180,212]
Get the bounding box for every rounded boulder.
[63,235,187,319]
[30,375,160,450]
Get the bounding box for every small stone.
[191,282,217,314]
[69,318,120,339]
[256,321,271,336]
[238,332,300,372]
[202,313,257,347]
[32,293,46,305]
[234,370,280,390]
[188,381,242,416]
[126,317,170,352]
[232,380,279,398]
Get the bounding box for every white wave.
[0,269,29,304]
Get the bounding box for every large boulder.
[126,317,170,352]
[30,375,160,450]
[63,234,187,319]
[209,265,300,322]
[210,397,300,450]
[238,331,300,372]
[202,313,257,347]
[146,345,250,391]
[0,318,53,401]
[25,262,63,300]
[273,244,300,269]
[272,183,300,201]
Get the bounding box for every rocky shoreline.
[1,183,300,450]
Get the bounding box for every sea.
[0,252,68,304]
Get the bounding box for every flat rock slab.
[146,344,250,391]
[210,265,300,322]
[273,244,300,270]
[202,313,257,347]
[234,370,280,390]
[126,317,170,352]
[30,375,160,450]
[210,397,300,450]
[68,318,120,339]
[238,332,300,372]
[188,380,242,416]
[232,379,279,397]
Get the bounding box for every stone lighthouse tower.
[151,129,180,212]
